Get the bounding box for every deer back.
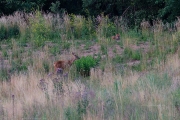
[54,53,79,71]
[54,60,67,70]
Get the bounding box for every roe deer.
[111,34,120,40]
[54,52,80,72]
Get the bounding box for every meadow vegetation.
[0,11,180,119]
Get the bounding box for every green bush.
[70,15,95,40]
[0,24,20,41]
[30,11,51,47]
[74,56,96,76]
[7,24,20,38]
[132,50,141,60]
[96,16,116,39]
[0,25,7,40]
[105,22,116,37]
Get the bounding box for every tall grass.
[1,54,180,119]
[0,11,180,119]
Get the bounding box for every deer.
[111,34,120,40]
[53,52,80,73]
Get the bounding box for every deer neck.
[68,54,79,66]
[68,58,75,66]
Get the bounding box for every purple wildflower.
[57,68,63,76]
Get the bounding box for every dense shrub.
[96,16,116,38]
[0,24,20,40]
[0,25,7,40]
[74,56,96,76]
[29,11,51,47]
[132,50,142,60]
[7,24,20,38]
[70,15,95,40]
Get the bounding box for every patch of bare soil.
[79,44,86,50]
[44,41,56,47]
[78,43,124,58]
[80,43,101,57]
[90,44,101,52]
[108,45,124,58]
[126,60,141,66]
[115,45,124,54]
[131,42,151,53]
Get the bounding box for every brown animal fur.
[54,52,80,72]
[111,34,120,40]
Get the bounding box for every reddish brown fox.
[111,34,120,40]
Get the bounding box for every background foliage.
[0,0,180,25]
